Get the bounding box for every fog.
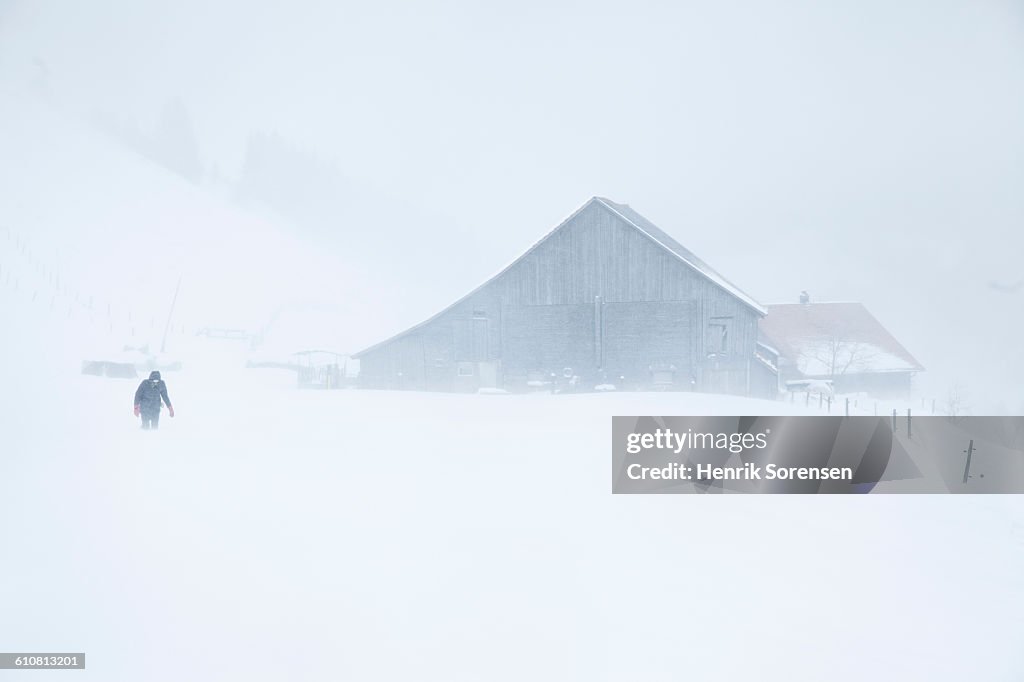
[2,3,1024,679]
[2,0,1023,409]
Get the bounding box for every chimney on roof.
[799,290,810,304]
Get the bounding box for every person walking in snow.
[133,370,174,430]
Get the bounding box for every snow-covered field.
[3,318,1024,680]
[1,89,1022,681]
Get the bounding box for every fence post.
[891,409,897,432]
[845,397,849,417]
[907,408,912,439]
[962,440,975,484]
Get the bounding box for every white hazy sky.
[2,0,1023,406]
[3,1,1021,237]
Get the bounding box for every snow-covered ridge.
[0,89,354,342]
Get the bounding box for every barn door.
[454,317,489,362]
[478,361,499,389]
[452,316,491,390]
[502,304,595,377]
[601,300,693,387]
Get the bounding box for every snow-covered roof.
[354,197,764,357]
[759,302,924,377]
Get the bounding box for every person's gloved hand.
[133,405,140,417]
[168,406,175,418]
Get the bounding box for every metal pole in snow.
[160,275,182,354]
[962,440,975,484]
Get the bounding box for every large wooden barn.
[353,197,776,396]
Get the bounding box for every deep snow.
[2,315,1024,680]
[1,87,1022,682]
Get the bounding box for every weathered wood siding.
[502,304,595,377]
[358,201,762,393]
[600,300,694,386]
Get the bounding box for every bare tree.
[943,382,970,422]
[799,324,879,386]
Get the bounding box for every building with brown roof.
[758,301,924,398]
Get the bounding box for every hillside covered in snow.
[2,3,1024,678]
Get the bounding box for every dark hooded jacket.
[134,371,172,414]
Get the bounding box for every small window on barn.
[457,362,474,377]
[707,317,731,355]
[472,309,487,319]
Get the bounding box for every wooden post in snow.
[160,275,182,354]
[962,440,975,484]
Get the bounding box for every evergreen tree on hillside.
[152,97,203,183]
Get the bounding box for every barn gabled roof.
[758,302,925,376]
[353,197,765,358]
[593,197,765,314]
